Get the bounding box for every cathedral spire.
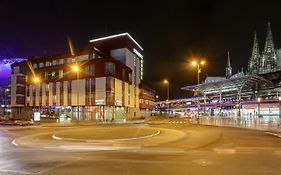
[264,22,275,52]
[260,22,277,74]
[227,51,231,68]
[248,32,260,75]
[226,51,232,79]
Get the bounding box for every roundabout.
[12,125,187,151]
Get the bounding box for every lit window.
[105,62,115,74]
[44,72,48,80]
[59,59,64,64]
[39,62,44,68]
[52,60,57,66]
[33,63,38,69]
[59,70,63,78]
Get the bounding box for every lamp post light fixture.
[33,76,40,83]
[72,64,80,120]
[163,79,169,101]
[156,95,159,102]
[191,60,206,122]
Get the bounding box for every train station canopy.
[181,75,275,95]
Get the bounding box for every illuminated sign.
[34,112,41,121]
[51,71,56,79]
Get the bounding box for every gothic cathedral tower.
[248,32,260,75]
[259,22,277,74]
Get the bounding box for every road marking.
[0,169,31,175]
[52,130,161,142]
[213,148,236,154]
[264,131,281,137]
[12,139,19,146]
[35,157,82,174]
[52,134,62,140]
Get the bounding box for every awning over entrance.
[181,75,275,95]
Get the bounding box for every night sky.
[1,0,281,100]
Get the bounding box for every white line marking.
[0,169,31,174]
[12,139,19,146]
[52,130,161,142]
[52,134,62,140]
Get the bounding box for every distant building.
[10,33,155,121]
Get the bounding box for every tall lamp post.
[191,60,205,123]
[163,80,169,101]
[72,64,80,120]
[33,76,41,123]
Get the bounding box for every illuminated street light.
[156,95,159,102]
[33,76,40,83]
[72,64,79,72]
[72,64,80,120]
[191,60,206,123]
[163,79,169,101]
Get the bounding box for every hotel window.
[59,59,64,64]
[67,81,72,105]
[67,58,72,63]
[60,82,63,105]
[105,62,115,75]
[33,63,38,69]
[85,64,95,76]
[53,83,56,95]
[128,73,132,83]
[13,66,20,74]
[90,79,95,105]
[39,62,44,68]
[59,70,63,79]
[16,96,25,105]
[52,60,57,66]
[106,77,115,90]
[26,85,30,96]
[44,71,48,80]
[122,68,126,80]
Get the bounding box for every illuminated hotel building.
[10,33,155,121]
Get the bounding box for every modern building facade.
[10,33,155,121]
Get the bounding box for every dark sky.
[1,0,281,100]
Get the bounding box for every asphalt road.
[0,117,281,175]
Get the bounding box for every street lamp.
[163,79,169,101]
[191,60,206,122]
[72,64,80,120]
[33,76,40,83]
[156,95,159,102]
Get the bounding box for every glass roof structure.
[181,75,275,95]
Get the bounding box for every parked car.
[14,119,34,126]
